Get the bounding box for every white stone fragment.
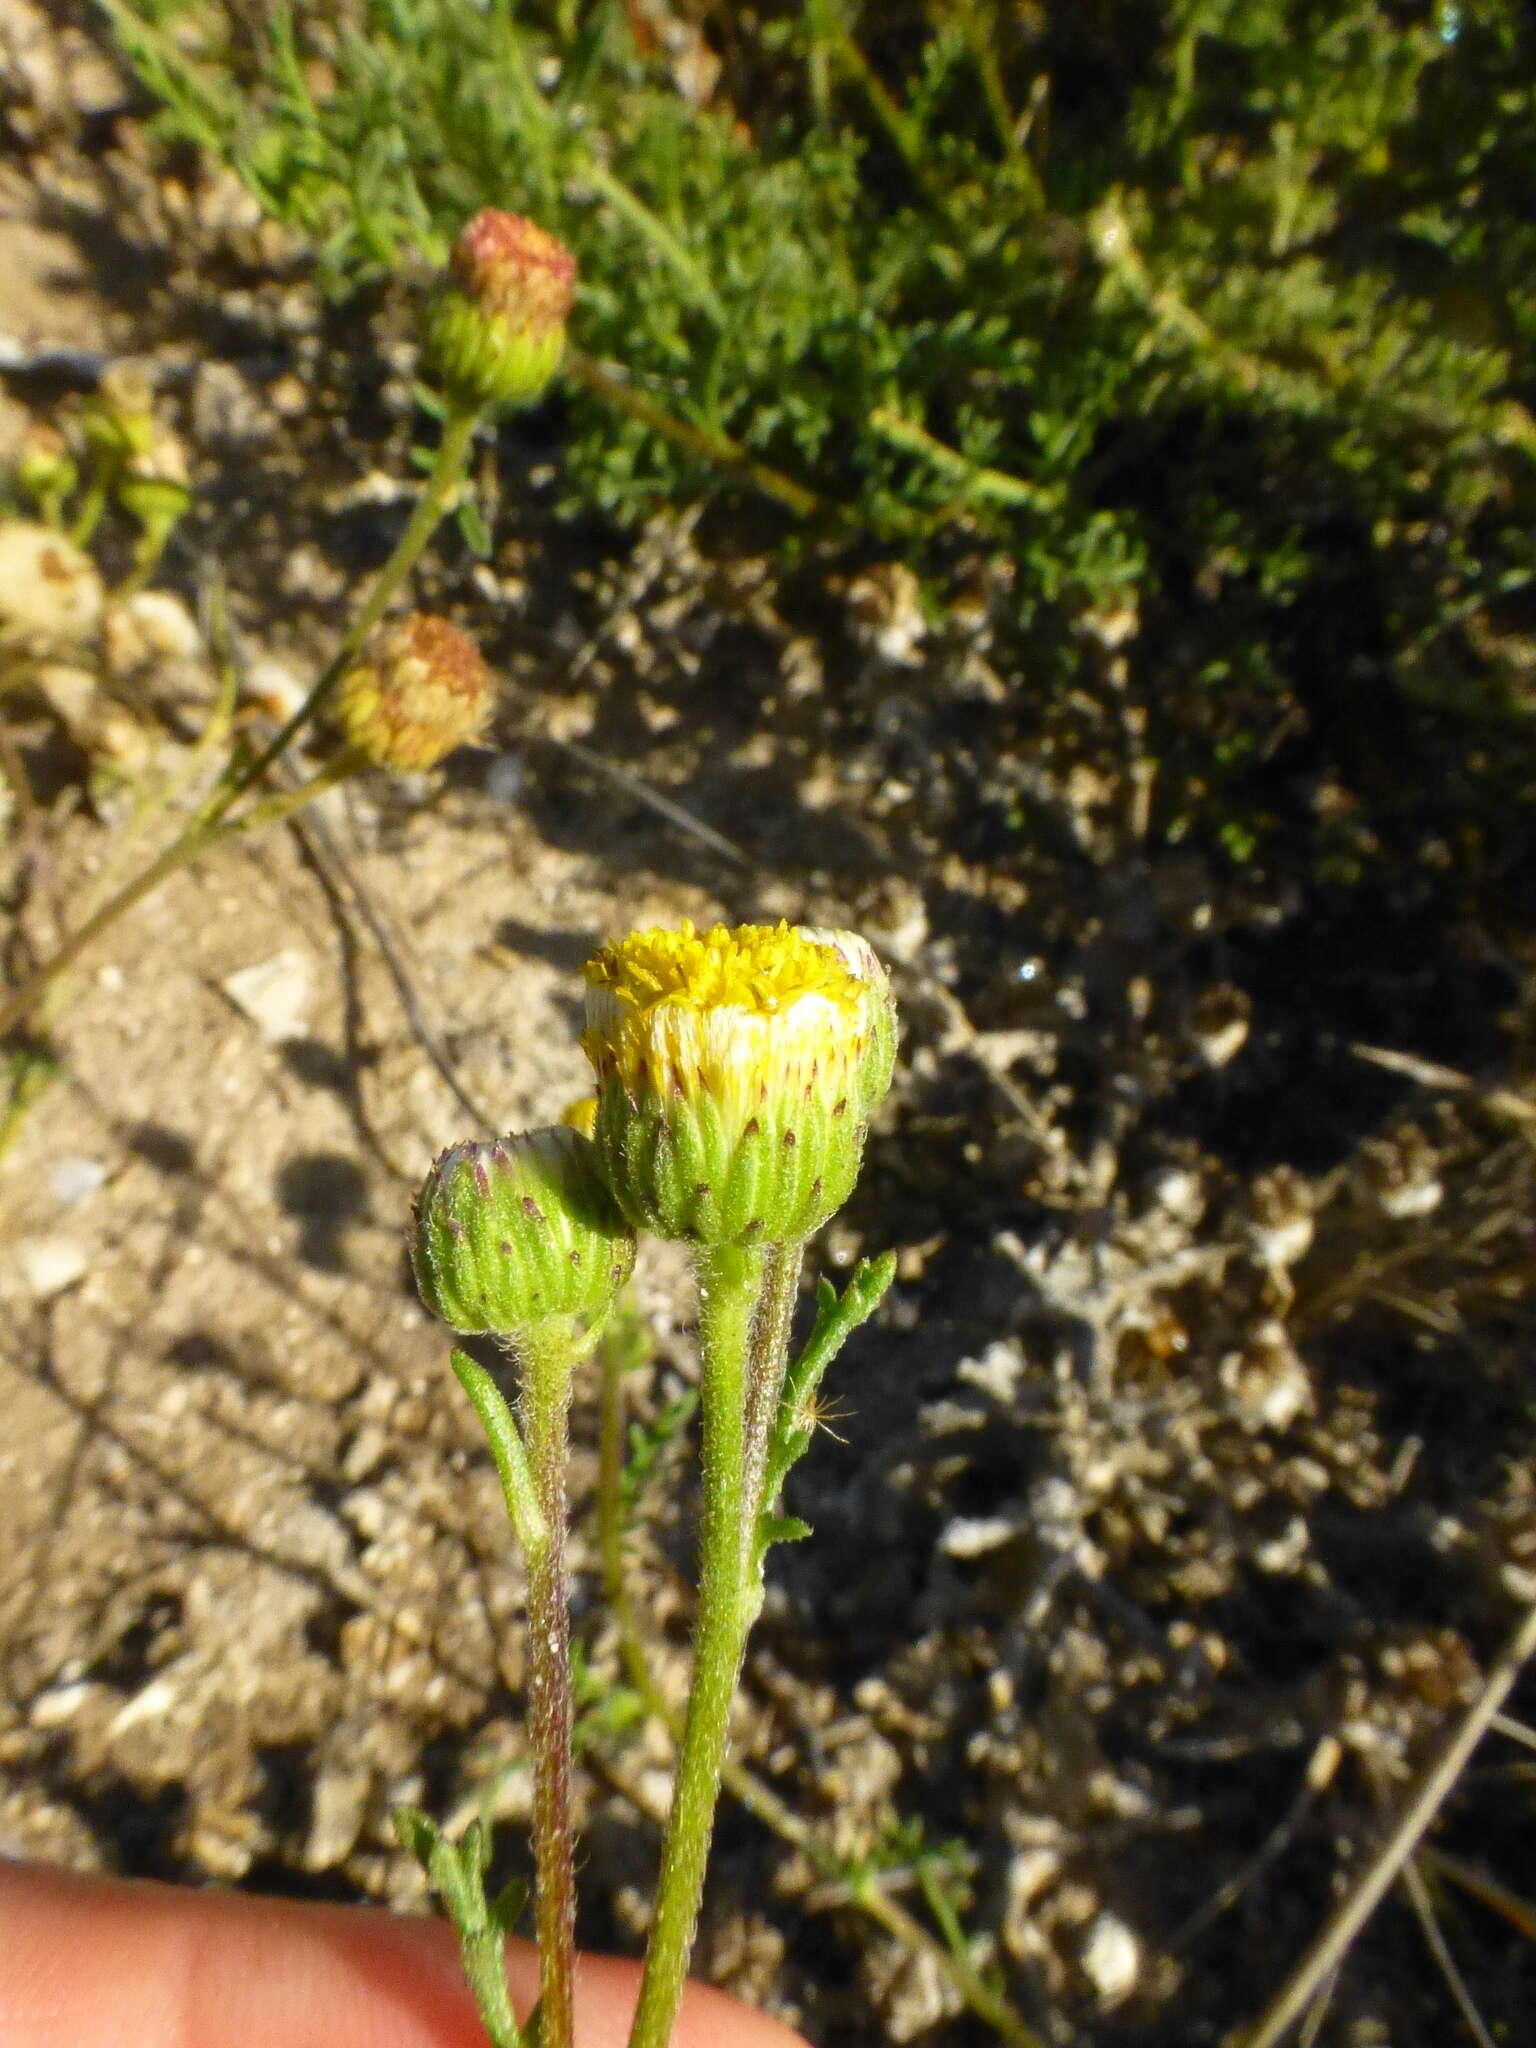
[107,1674,179,1739]
[29,660,98,727]
[102,590,202,674]
[48,1156,108,1206]
[1378,1176,1443,1220]
[1081,1911,1140,2006]
[1147,1165,1206,1227]
[220,948,312,1041]
[0,520,103,650]
[29,1680,96,1729]
[15,1235,88,1300]
[956,1339,1027,1405]
[941,1513,1024,1559]
[304,1764,371,1870]
[240,655,308,722]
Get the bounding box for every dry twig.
[1235,1600,1536,2048]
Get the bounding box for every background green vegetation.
[108,0,1536,838]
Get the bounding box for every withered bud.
[425,209,576,413]
[453,209,576,328]
[337,613,496,772]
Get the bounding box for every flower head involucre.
[426,209,576,414]
[581,920,896,1245]
[338,613,495,772]
[412,1125,636,1337]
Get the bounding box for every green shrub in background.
[107,1,1536,778]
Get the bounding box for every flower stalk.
[411,921,895,2048]
[445,1332,582,2048]
[413,1129,635,2048]
[220,402,480,811]
[513,1323,580,2048]
[628,1241,765,2048]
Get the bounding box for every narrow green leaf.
[392,1805,438,1866]
[489,1876,530,1936]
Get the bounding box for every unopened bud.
[337,613,496,771]
[15,424,78,520]
[425,209,576,413]
[81,365,158,465]
[413,1126,636,1337]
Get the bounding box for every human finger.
[0,1859,808,2048]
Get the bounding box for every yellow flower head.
[581,920,895,1245]
[560,1095,598,1138]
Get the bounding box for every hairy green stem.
[594,1341,1048,2048]
[453,1334,581,2048]
[518,1322,580,2048]
[451,1350,547,1557]
[217,402,479,814]
[739,1241,804,1575]
[0,752,358,1042]
[628,1242,766,2048]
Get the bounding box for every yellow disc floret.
[586,919,860,1018]
[581,920,895,1245]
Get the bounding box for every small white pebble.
[106,1674,179,1739]
[16,1235,88,1300]
[48,1156,108,1206]
[29,1680,96,1729]
[956,1340,1026,1405]
[941,1513,1024,1559]
[1081,1911,1140,2006]
[221,948,312,1042]
[483,753,526,805]
[241,656,308,722]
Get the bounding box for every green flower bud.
[581,920,897,1247]
[15,424,78,520]
[424,209,576,414]
[81,366,158,465]
[412,1126,636,1337]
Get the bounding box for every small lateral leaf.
[392,1805,438,1867]
[762,1513,813,1546]
[490,1875,530,1936]
[457,495,493,558]
[428,1835,471,1919]
[463,1817,492,1880]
